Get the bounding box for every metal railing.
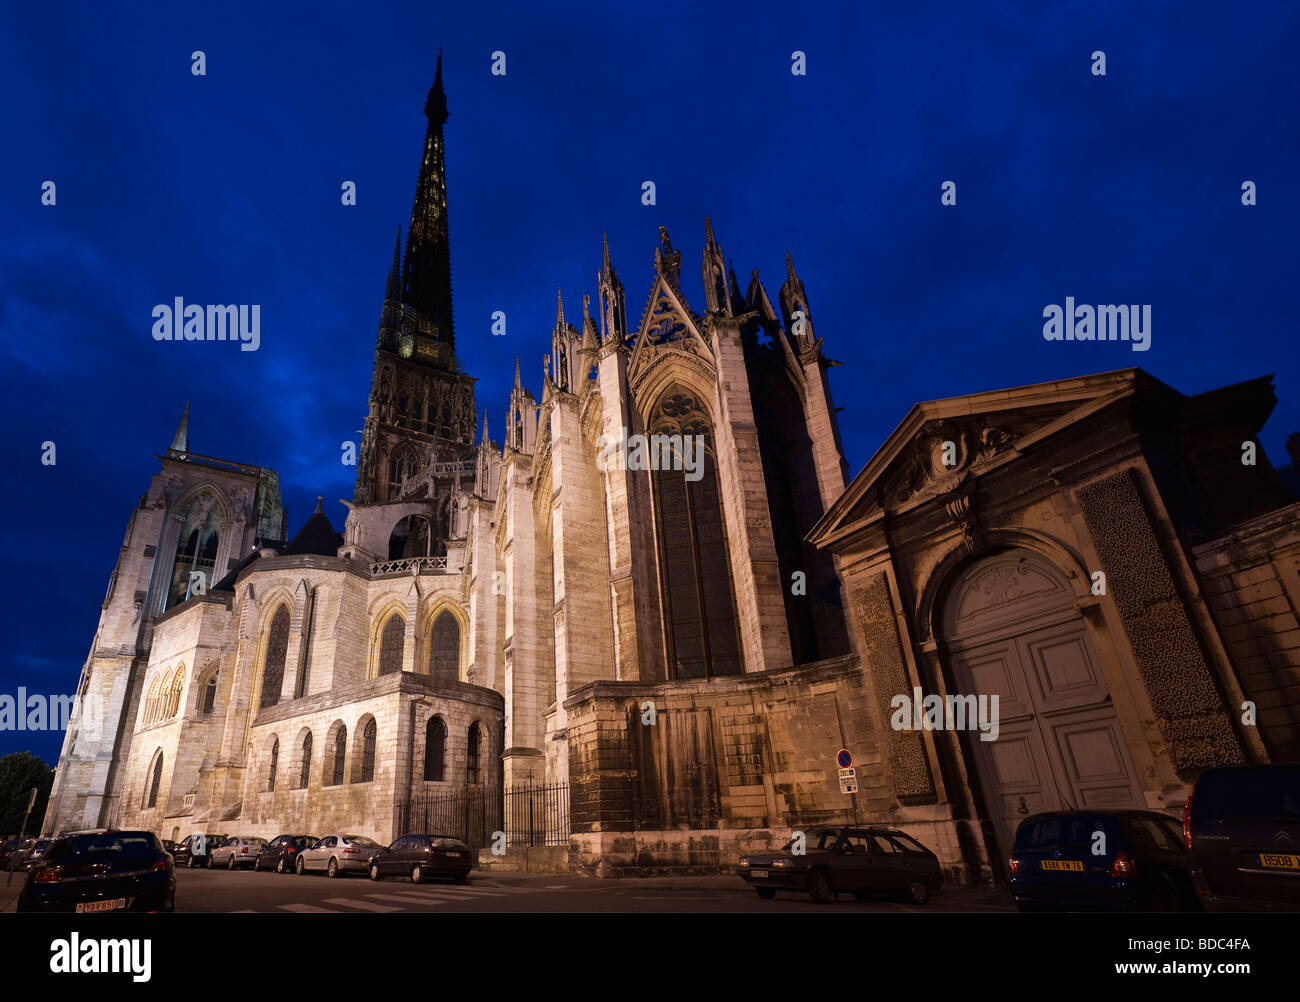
[371,555,449,576]
[396,782,570,852]
[503,781,569,847]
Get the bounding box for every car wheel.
[905,881,929,905]
[756,887,777,900]
[807,870,832,904]
[370,863,382,881]
[276,858,286,874]
[227,854,236,870]
[411,865,423,884]
[296,856,305,875]
[327,857,339,878]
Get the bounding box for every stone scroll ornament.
[1076,469,1245,775]
[853,573,936,803]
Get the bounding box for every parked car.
[209,836,269,870]
[1008,810,1198,912]
[172,832,228,868]
[1185,763,1300,912]
[366,833,473,884]
[738,826,942,904]
[255,834,318,873]
[161,839,176,856]
[297,833,382,877]
[17,830,175,913]
[0,839,21,870]
[12,838,53,871]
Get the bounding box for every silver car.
[296,833,382,877]
[209,836,269,870]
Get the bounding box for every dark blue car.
[17,830,175,913]
[1008,810,1198,912]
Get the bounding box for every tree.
[0,752,55,839]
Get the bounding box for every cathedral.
[44,59,1300,880]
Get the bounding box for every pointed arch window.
[359,719,377,783]
[424,717,446,781]
[145,750,164,809]
[648,389,743,679]
[166,495,221,610]
[268,738,279,792]
[466,723,481,786]
[298,732,313,789]
[379,614,405,675]
[260,607,291,708]
[200,671,218,715]
[428,611,460,683]
[330,725,347,786]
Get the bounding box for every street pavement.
[0,865,1017,913]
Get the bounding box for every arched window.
[428,611,460,683]
[466,723,481,786]
[298,732,312,789]
[144,677,160,725]
[167,667,185,718]
[145,750,163,809]
[379,614,405,675]
[267,738,279,792]
[200,672,218,715]
[387,515,431,560]
[649,389,743,679]
[330,725,347,786]
[261,606,291,708]
[165,495,221,610]
[424,717,446,781]
[360,719,377,783]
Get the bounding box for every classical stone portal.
[44,60,1300,882]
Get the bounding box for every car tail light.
[241,847,250,854]
[149,858,171,873]
[285,847,296,853]
[1182,791,1193,850]
[33,869,59,883]
[1109,850,1137,878]
[1007,856,1021,875]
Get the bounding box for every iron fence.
[398,781,569,852]
[503,781,569,847]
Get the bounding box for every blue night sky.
[1,1,1297,763]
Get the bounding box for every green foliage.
[0,752,55,839]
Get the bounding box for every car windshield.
[45,834,156,860]
[1194,770,1300,823]
[1016,816,1117,849]
[432,838,468,850]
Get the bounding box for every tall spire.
[702,216,732,315]
[555,288,566,332]
[170,402,190,452]
[403,52,455,362]
[385,227,402,301]
[598,232,627,342]
[514,357,522,389]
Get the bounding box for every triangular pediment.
[809,368,1150,550]
[628,272,711,381]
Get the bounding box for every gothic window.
[166,495,221,610]
[388,515,431,560]
[648,390,743,679]
[424,717,446,781]
[359,719,377,783]
[144,677,160,725]
[267,738,279,792]
[428,611,460,683]
[298,732,313,789]
[167,667,185,718]
[200,671,218,715]
[329,724,347,786]
[145,750,163,809]
[379,614,405,675]
[260,606,291,708]
[466,723,481,785]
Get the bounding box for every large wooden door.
[943,551,1144,862]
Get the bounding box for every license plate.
[76,898,126,913]
[1040,860,1084,872]
[1259,853,1300,870]
[751,869,769,878]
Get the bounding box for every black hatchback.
[255,834,318,873]
[1185,763,1300,912]
[1008,810,1198,912]
[17,830,175,913]
[366,833,473,884]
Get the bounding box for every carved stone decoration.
[1076,468,1245,775]
[944,489,983,555]
[851,572,936,804]
[894,418,1014,503]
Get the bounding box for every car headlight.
[738,858,751,868]
[772,859,793,868]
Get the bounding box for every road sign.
[839,773,858,794]
[836,748,853,769]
